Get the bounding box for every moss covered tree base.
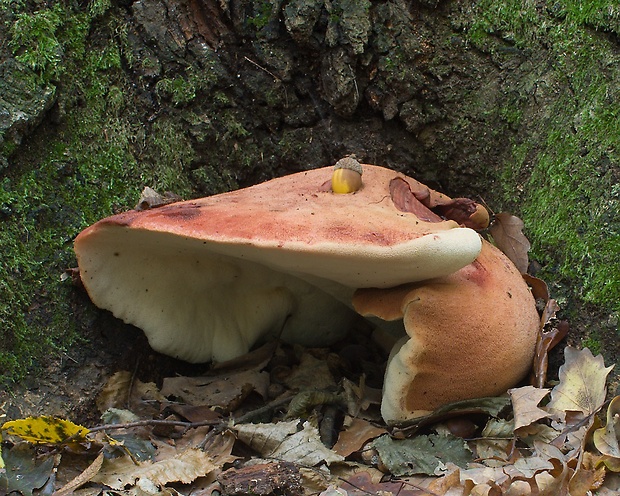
[0,0,618,401]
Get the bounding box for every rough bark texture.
[0,0,619,416]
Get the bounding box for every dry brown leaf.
[160,369,270,411]
[531,303,567,389]
[509,386,551,431]
[96,371,165,415]
[389,177,443,222]
[284,352,337,391]
[331,418,387,457]
[488,212,531,273]
[522,274,550,303]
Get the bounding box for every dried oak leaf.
[488,212,531,273]
[547,346,613,418]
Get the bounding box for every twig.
[89,393,294,434]
[89,418,219,432]
[127,358,141,410]
[244,56,280,82]
[230,392,295,425]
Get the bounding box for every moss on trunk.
[1,0,618,385]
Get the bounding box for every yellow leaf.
[1,416,90,445]
[547,347,613,417]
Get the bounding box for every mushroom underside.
[76,227,359,363]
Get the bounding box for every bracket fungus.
[74,163,539,424]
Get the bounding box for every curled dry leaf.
[488,212,531,273]
[593,395,620,471]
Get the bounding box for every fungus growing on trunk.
[74,165,482,363]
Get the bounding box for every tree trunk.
[1,0,619,404]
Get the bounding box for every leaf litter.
[2,215,620,495]
[2,341,619,495]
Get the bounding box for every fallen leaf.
[389,177,443,222]
[2,416,89,445]
[547,347,613,418]
[271,421,345,466]
[160,368,270,412]
[512,441,557,478]
[372,433,473,476]
[476,418,514,467]
[52,451,105,496]
[332,418,387,457]
[488,212,530,273]
[522,273,550,302]
[284,352,337,391]
[594,395,620,471]
[0,444,55,496]
[531,305,568,389]
[92,447,218,490]
[233,420,344,466]
[509,386,551,431]
[96,371,165,416]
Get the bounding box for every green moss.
[581,335,602,356]
[156,76,197,105]
[247,0,275,31]
[0,2,198,384]
[465,1,620,317]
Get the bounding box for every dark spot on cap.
[157,203,202,221]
